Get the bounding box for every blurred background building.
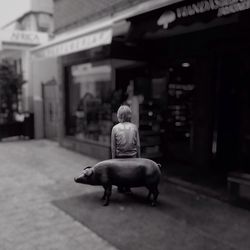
[28,0,250,190]
[0,0,53,113]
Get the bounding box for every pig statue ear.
[84,168,93,177]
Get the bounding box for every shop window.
[66,62,114,145]
[115,66,165,159]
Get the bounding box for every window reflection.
[67,63,113,145]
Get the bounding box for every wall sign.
[0,30,48,46]
[158,0,250,29]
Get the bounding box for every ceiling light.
[182,62,190,67]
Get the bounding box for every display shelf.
[139,99,163,160]
[141,152,163,159]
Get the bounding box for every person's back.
[111,105,140,159]
[112,122,139,158]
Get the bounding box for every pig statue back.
[75,158,162,206]
[93,158,161,187]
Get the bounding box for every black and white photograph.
[0,0,250,249]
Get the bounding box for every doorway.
[42,79,58,139]
[216,52,250,174]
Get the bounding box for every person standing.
[111,105,141,193]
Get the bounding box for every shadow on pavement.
[52,184,250,250]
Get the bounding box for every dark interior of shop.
[61,7,250,193]
[111,9,250,191]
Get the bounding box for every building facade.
[0,0,53,114]
[31,0,250,186]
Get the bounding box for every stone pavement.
[1,139,250,250]
[0,139,114,250]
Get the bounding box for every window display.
[166,62,195,161]
[67,62,114,145]
[139,99,164,159]
[115,67,165,160]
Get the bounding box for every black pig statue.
[74,158,162,206]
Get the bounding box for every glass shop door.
[165,61,195,165]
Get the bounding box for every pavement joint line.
[50,204,119,250]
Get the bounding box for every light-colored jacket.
[111,122,140,158]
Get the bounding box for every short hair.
[117,105,132,122]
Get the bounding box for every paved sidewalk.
[0,139,114,250]
[1,140,250,250]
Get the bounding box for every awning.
[31,0,183,59]
[32,28,112,58]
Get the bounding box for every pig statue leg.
[147,190,152,201]
[147,185,159,206]
[101,190,106,201]
[102,184,112,206]
[151,186,159,206]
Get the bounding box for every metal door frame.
[42,79,57,139]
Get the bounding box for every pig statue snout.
[74,175,84,183]
[74,167,93,184]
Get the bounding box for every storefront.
[32,0,250,185]
[62,48,113,159]
[109,0,250,182]
[31,26,113,143]
[30,2,170,159]
[60,44,148,159]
